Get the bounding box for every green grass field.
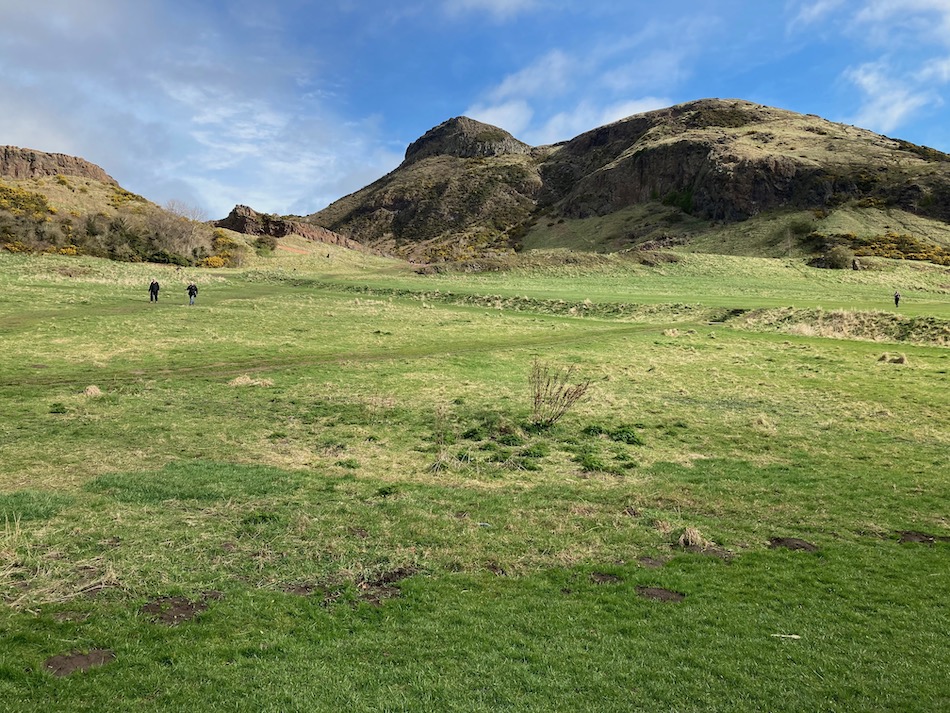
[1,243,948,711]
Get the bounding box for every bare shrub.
[529,360,591,429]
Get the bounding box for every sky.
[3,0,950,219]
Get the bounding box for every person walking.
[186,282,198,305]
[894,291,901,308]
[149,279,160,302]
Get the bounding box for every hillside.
[305,99,950,263]
[0,147,232,266]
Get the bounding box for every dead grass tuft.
[677,526,710,549]
[82,385,103,397]
[653,519,674,536]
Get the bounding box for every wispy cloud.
[444,0,539,21]
[0,2,403,216]
[488,50,578,102]
[788,0,847,28]
[466,100,535,138]
[526,97,671,146]
[844,62,935,133]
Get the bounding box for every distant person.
[149,279,160,302]
[186,282,198,305]
[894,291,901,308]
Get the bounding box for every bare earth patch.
[590,572,622,584]
[636,586,686,602]
[637,556,667,569]
[44,649,115,677]
[140,591,223,625]
[769,537,818,552]
[898,530,950,545]
[357,567,416,606]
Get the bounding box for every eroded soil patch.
[44,649,115,677]
[140,591,223,625]
[897,530,950,544]
[769,537,818,552]
[636,586,685,602]
[357,567,416,606]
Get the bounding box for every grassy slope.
[520,204,950,257]
[0,245,948,711]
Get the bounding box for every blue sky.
[3,0,950,218]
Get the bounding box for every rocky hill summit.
[306,98,950,262]
[403,116,533,165]
[1,146,116,185]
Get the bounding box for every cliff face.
[539,99,950,221]
[0,146,117,185]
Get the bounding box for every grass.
[0,246,948,711]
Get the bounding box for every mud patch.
[769,537,818,552]
[637,556,666,569]
[356,567,416,607]
[897,530,950,544]
[44,649,115,676]
[282,583,318,596]
[636,586,685,602]
[590,572,622,584]
[140,591,223,625]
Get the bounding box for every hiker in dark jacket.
[187,282,198,305]
[149,279,160,302]
[894,291,901,308]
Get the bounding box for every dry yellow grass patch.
[227,375,274,387]
[677,526,711,549]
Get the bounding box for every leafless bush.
[530,360,591,429]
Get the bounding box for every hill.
[0,146,242,266]
[304,99,950,264]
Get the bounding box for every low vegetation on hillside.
[0,176,245,267]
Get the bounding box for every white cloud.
[444,0,539,21]
[788,0,847,27]
[526,97,671,146]
[465,100,535,137]
[600,50,690,93]
[488,50,578,102]
[850,0,950,46]
[845,62,935,133]
[0,3,405,217]
[919,56,950,82]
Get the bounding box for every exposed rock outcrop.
[214,204,370,252]
[403,117,531,166]
[0,146,117,184]
[307,98,950,261]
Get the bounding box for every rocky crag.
[214,205,370,252]
[1,146,117,184]
[303,99,950,261]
